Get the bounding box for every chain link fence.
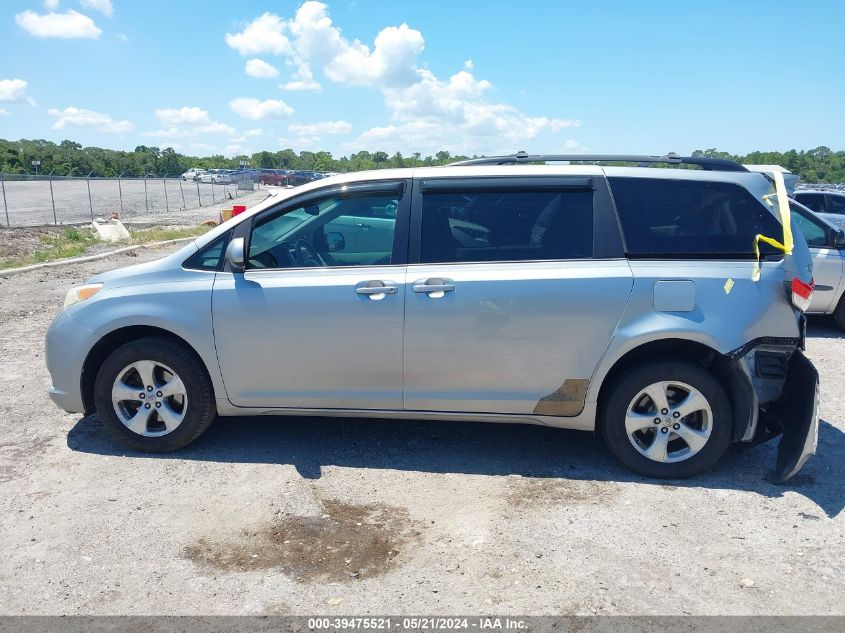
[0,173,260,227]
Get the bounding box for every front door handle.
[412,278,456,298]
[355,280,398,300]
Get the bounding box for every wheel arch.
[81,325,216,415]
[594,337,743,438]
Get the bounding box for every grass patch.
[1,227,98,269]
[130,225,213,244]
[0,224,214,270]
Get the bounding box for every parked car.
[45,153,819,481]
[181,168,207,181]
[259,169,294,187]
[794,189,845,220]
[790,198,845,328]
[199,169,233,184]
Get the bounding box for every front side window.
[795,193,827,214]
[248,191,399,269]
[609,177,783,257]
[419,190,593,264]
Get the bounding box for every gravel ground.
[0,245,842,615]
[1,179,273,227]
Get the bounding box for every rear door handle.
[355,280,398,300]
[412,278,456,297]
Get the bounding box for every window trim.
[408,176,620,265]
[238,179,412,272]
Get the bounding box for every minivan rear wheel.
[601,360,732,478]
[93,336,216,452]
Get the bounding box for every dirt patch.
[183,499,422,582]
[0,226,71,259]
[506,477,619,506]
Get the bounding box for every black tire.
[94,336,216,452]
[600,360,732,479]
[833,294,845,331]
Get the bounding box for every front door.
[212,181,409,409]
[402,178,633,415]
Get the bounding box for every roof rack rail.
[449,151,748,172]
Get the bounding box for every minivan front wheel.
[93,336,216,452]
[601,361,732,478]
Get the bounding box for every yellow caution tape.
[753,170,793,281]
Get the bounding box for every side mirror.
[831,228,845,247]
[225,237,245,272]
[325,231,346,252]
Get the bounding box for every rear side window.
[608,177,782,257]
[420,190,593,264]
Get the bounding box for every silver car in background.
[790,199,845,329]
[45,153,821,481]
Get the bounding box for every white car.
[181,168,206,181]
[199,170,232,184]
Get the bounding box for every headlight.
[64,283,103,308]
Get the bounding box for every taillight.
[791,277,814,312]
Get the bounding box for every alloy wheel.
[624,380,713,463]
[111,360,188,437]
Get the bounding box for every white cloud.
[559,139,590,154]
[244,128,263,137]
[155,106,211,126]
[79,0,113,17]
[280,66,321,91]
[0,79,36,105]
[225,13,291,56]
[244,58,279,79]
[229,97,293,121]
[15,9,102,39]
[48,106,133,132]
[282,120,352,149]
[227,2,580,155]
[44,0,60,9]
[324,22,423,87]
[142,122,236,138]
[117,32,128,43]
[226,2,423,90]
[351,69,580,155]
[144,106,237,139]
[288,120,352,136]
[0,109,10,116]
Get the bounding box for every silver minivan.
[45,154,821,480]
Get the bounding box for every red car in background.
[258,169,294,186]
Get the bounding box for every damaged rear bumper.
[728,345,820,482]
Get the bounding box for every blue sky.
[0,0,842,158]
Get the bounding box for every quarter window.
[183,232,230,271]
[608,177,783,257]
[419,190,594,264]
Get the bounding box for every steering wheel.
[293,238,323,267]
